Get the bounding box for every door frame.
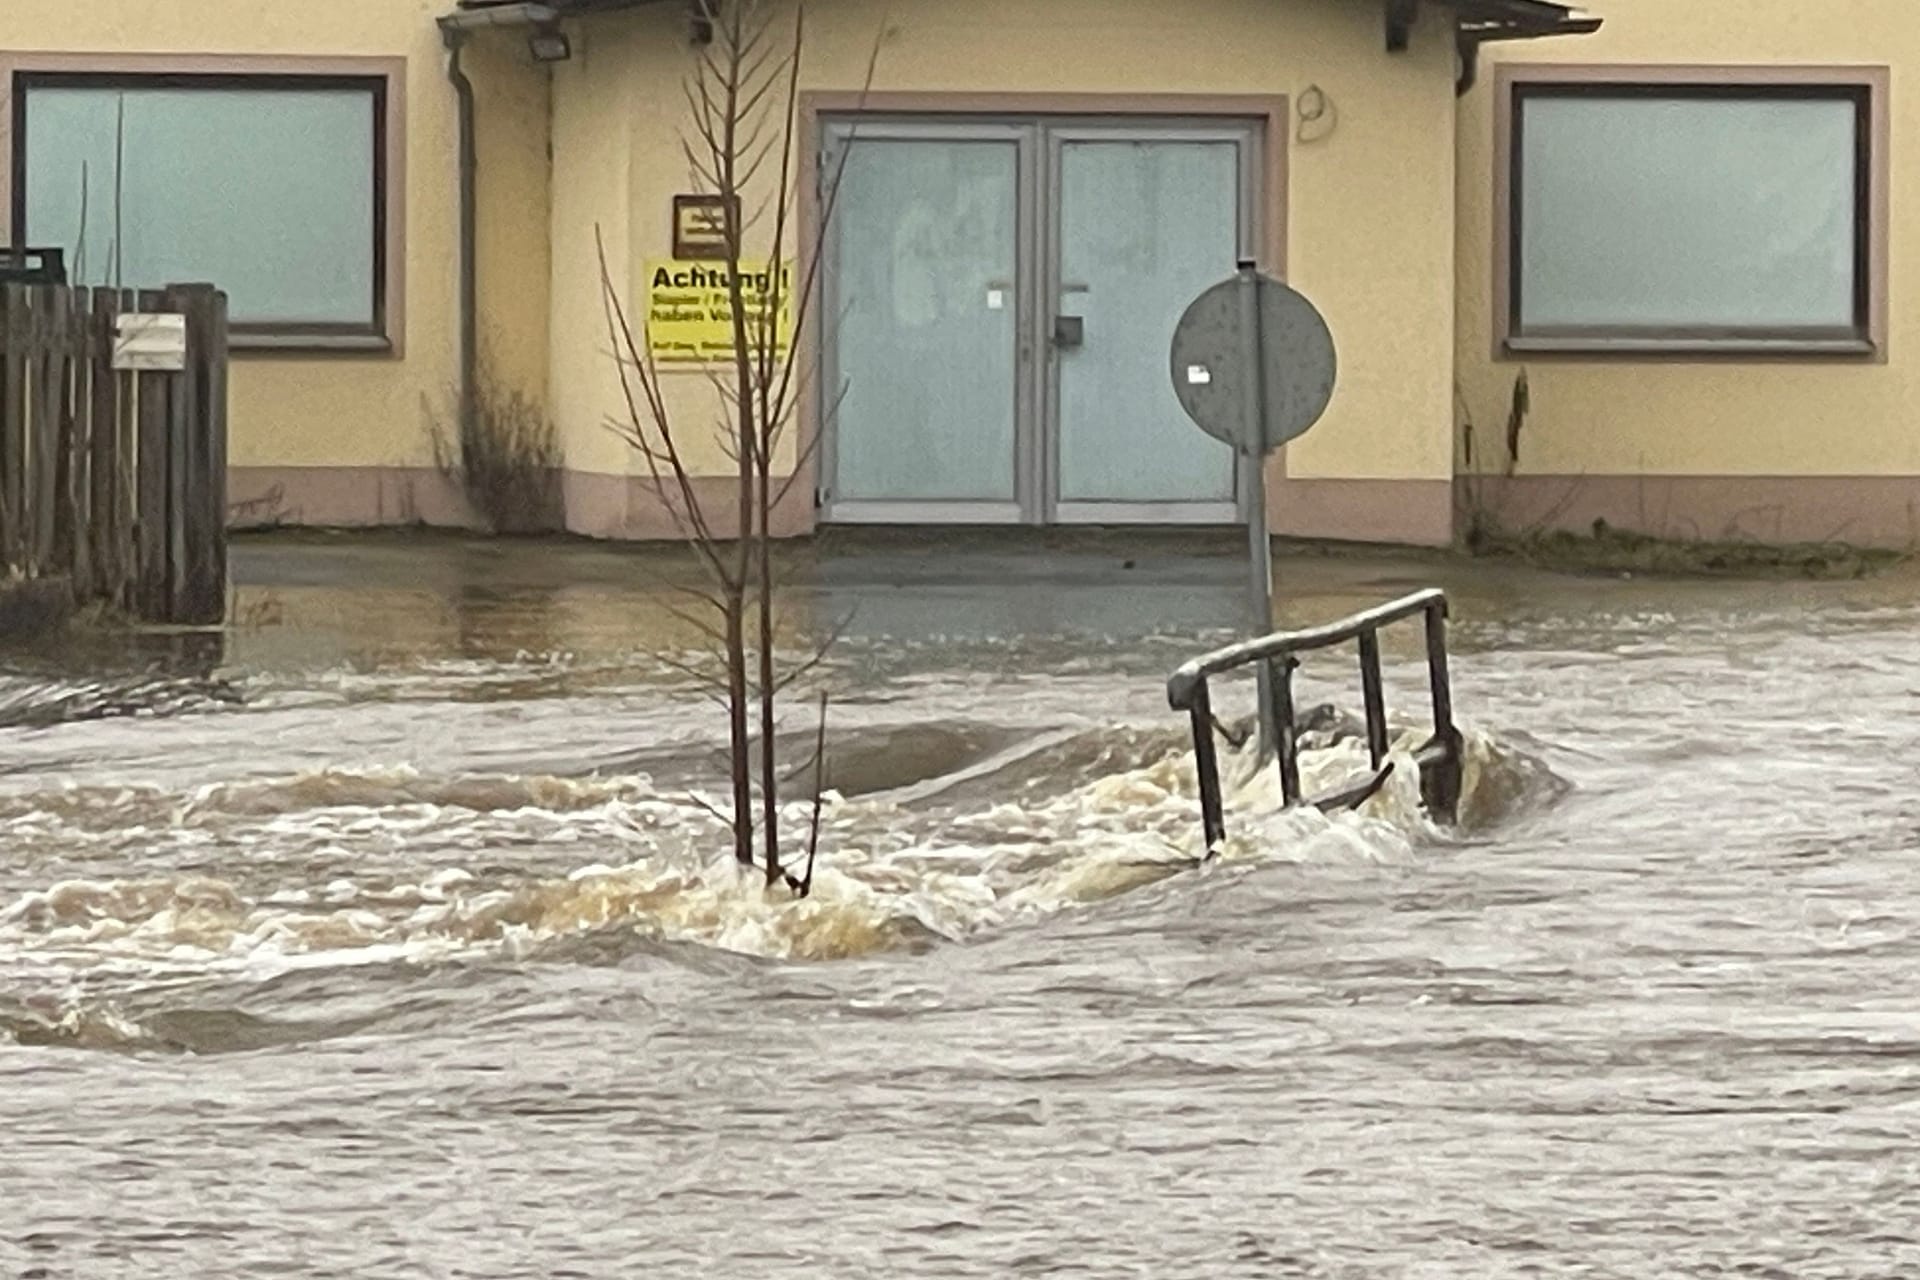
[816,118,1035,525]
[798,93,1290,528]
[1043,122,1261,525]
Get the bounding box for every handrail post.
[1268,656,1301,807]
[1421,600,1463,822]
[1188,677,1227,853]
[1357,628,1389,769]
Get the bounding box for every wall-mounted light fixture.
[528,21,573,63]
[689,0,715,45]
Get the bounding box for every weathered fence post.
[163,285,196,622]
[133,288,171,621]
[191,287,229,623]
[57,286,88,591]
[163,283,227,625]
[86,289,121,604]
[0,287,23,570]
[29,286,61,575]
[112,289,138,613]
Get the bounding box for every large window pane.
[1516,92,1862,333]
[22,82,379,331]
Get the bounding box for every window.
[1499,69,1887,356]
[11,71,392,350]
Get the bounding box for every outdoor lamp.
[528,22,572,63]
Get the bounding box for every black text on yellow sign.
[645,261,795,365]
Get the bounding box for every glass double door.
[822,118,1258,525]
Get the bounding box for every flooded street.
[3,533,1918,1277]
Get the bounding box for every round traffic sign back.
[1170,270,1337,456]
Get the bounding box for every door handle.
[1053,315,1085,349]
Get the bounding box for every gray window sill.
[231,332,394,356]
[1505,334,1878,359]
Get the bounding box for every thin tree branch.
[785,690,830,898]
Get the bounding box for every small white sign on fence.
[113,313,188,372]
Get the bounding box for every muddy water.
[3,535,1918,1277]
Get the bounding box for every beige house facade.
[1458,1,1911,547]
[2,0,1909,548]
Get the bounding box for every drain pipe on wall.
[439,18,479,432]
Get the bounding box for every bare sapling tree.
[599,0,875,895]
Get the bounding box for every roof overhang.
[438,0,687,55]
[441,0,1601,95]
[1386,0,1603,93]
[439,2,553,32]
[440,0,665,27]
[1390,0,1602,50]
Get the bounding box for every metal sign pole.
[1170,260,1336,768]
[1237,260,1278,759]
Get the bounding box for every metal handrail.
[1166,589,1464,853]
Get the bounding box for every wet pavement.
[2,530,1918,1277]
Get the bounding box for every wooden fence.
[0,282,228,626]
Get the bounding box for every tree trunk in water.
[715,0,769,881]
[723,597,754,867]
[756,463,780,885]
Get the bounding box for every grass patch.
[1470,519,1906,580]
[429,356,563,536]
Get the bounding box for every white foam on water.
[0,722,1535,988]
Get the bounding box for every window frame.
[1493,64,1890,361]
[0,53,405,356]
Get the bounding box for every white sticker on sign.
[1186,365,1212,385]
[986,289,1005,311]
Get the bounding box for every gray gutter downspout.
[436,4,562,427]
[439,18,479,433]
[1455,32,1488,95]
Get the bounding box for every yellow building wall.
[471,31,554,409]
[0,0,553,527]
[1457,2,1920,544]
[549,14,636,487]
[549,0,1462,543]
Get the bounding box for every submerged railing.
[1166,589,1464,853]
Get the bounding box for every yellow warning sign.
[645,260,794,365]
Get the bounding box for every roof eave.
[1390,1,1601,48]
[1384,0,1603,95]
[441,0,667,30]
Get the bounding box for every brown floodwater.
[2,532,1917,1276]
